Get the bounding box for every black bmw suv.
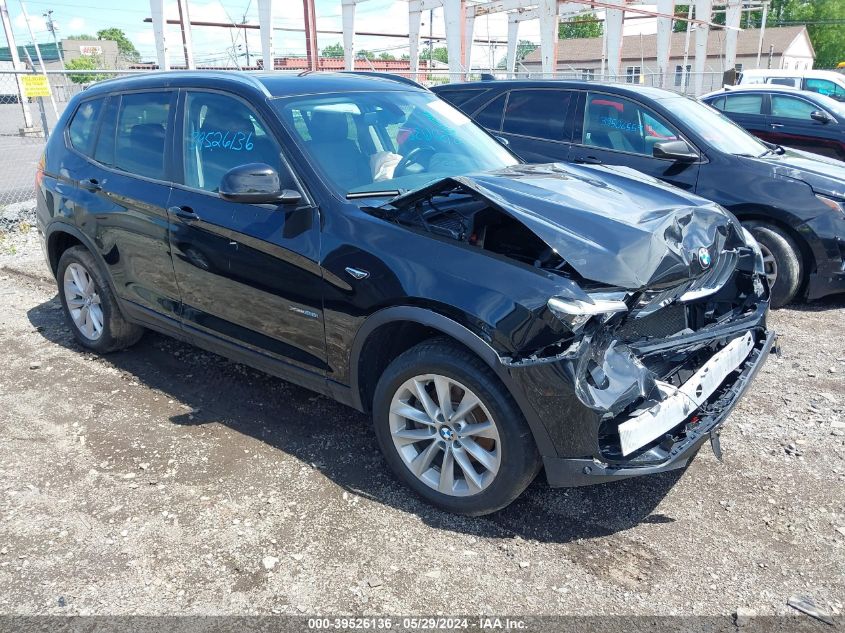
[37,72,774,515]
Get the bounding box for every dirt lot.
[0,221,843,618]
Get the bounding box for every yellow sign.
[21,75,52,98]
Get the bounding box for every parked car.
[700,86,845,161]
[433,80,845,308]
[37,72,774,515]
[737,69,845,102]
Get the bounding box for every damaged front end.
[370,163,775,486]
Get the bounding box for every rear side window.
[114,92,172,181]
[474,93,506,131]
[502,89,573,140]
[767,77,799,88]
[723,94,763,115]
[67,98,105,157]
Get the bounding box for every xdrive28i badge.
[697,247,712,269]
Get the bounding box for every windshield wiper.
[346,189,402,200]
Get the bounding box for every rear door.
[568,91,700,191]
[68,90,182,321]
[497,89,577,163]
[767,93,842,158]
[719,92,770,140]
[168,89,327,375]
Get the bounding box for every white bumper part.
[618,331,755,456]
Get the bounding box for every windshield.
[815,93,845,118]
[662,96,770,157]
[272,90,518,197]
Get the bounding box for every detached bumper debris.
[787,595,835,626]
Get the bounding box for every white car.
[737,69,845,102]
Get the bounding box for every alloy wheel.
[63,262,104,341]
[758,242,778,287]
[389,374,501,497]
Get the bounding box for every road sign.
[21,75,51,98]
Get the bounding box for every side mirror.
[653,140,698,163]
[810,110,832,124]
[219,163,302,205]
[494,135,510,147]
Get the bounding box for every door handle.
[574,156,603,165]
[168,205,200,222]
[80,178,101,192]
[770,123,784,129]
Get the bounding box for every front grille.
[616,303,687,342]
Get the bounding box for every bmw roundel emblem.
[697,247,712,269]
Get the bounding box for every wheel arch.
[349,306,557,457]
[729,207,818,288]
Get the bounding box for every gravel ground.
[0,221,843,619]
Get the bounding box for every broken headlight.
[547,292,628,332]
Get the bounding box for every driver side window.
[183,91,287,193]
[582,93,680,156]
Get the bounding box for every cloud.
[67,17,87,33]
[13,11,47,34]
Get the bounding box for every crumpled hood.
[746,147,845,198]
[435,163,741,289]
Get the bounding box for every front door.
[168,89,327,375]
[767,93,842,159]
[568,91,700,191]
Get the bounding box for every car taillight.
[35,152,45,189]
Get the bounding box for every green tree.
[95,28,140,62]
[765,0,844,68]
[65,55,110,83]
[496,40,538,69]
[420,46,448,63]
[378,52,396,61]
[321,43,343,57]
[558,12,602,39]
[66,33,98,40]
[357,49,376,60]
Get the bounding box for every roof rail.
[337,70,430,91]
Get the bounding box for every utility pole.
[242,16,250,65]
[428,9,433,67]
[0,0,35,131]
[43,9,64,70]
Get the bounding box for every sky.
[6,0,659,68]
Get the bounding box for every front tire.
[372,338,541,516]
[57,246,144,353]
[744,222,802,308]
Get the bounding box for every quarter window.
[582,93,681,156]
[723,94,763,115]
[183,91,285,193]
[67,97,105,157]
[474,93,506,131]
[502,89,573,140]
[114,92,172,181]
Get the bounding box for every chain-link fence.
[0,66,727,229]
[0,70,139,230]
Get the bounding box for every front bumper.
[542,328,776,487]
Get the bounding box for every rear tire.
[57,246,144,353]
[372,338,541,516]
[744,222,802,308]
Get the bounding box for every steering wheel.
[394,145,437,177]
